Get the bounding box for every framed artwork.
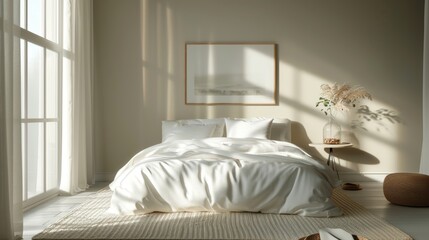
[185,43,278,105]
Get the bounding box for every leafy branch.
[315,97,332,115]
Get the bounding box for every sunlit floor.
[23,182,109,240]
[23,181,429,240]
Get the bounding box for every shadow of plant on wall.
[351,105,402,132]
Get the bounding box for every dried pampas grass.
[316,83,372,114]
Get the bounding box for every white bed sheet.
[109,138,342,217]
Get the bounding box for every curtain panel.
[0,0,23,238]
[60,0,94,195]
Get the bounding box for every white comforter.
[109,138,342,217]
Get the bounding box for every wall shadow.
[351,105,402,132]
[328,148,380,165]
[291,121,322,158]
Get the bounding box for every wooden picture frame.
[185,43,278,105]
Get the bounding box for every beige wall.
[93,0,424,180]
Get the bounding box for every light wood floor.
[24,181,429,240]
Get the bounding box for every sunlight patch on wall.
[166,3,175,120]
[140,0,148,106]
[279,61,330,121]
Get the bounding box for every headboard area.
[270,118,292,142]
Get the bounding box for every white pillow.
[162,124,217,142]
[226,118,273,139]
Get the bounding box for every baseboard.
[95,172,116,182]
[339,172,389,183]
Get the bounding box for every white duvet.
[109,138,342,217]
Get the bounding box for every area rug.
[33,188,412,240]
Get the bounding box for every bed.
[108,118,342,217]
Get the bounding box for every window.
[20,0,72,207]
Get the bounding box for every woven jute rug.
[33,188,412,240]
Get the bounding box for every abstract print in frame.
[185,43,277,105]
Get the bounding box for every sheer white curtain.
[0,0,23,238]
[60,0,94,195]
[421,0,429,175]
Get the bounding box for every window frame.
[19,0,72,209]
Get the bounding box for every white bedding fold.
[109,138,342,217]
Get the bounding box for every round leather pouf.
[383,173,429,207]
